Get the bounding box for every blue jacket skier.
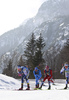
[17,65,30,90]
[33,67,42,88]
[60,62,69,89]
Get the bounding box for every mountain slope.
[0,0,69,74]
[1,0,69,57]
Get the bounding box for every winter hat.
[45,65,49,69]
[64,64,68,67]
[35,67,38,70]
[17,65,21,69]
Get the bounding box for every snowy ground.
[0,74,69,100]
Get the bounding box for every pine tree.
[24,33,36,68]
[3,59,13,77]
[18,55,25,66]
[24,33,46,78]
[34,33,45,67]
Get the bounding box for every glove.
[38,76,41,80]
[18,73,22,76]
[60,72,64,75]
[35,75,38,79]
[60,72,63,74]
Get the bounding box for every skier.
[17,65,30,90]
[39,65,53,89]
[60,62,69,89]
[33,67,42,89]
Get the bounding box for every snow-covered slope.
[0,74,20,90]
[0,74,69,100]
[0,73,67,90]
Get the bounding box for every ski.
[33,88,41,90]
[13,88,41,91]
[13,87,56,91]
[13,89,33,91]
[13,88,45,91]
[55,88,69,90]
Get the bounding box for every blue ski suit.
[17,66,30,85]
[33,67,42,87]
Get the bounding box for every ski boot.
[39,85,42,89]
[39,86,42,89]
[34,84,39,90]
[19,83,23,90]
[64,84,67,89]
[39,81,44,89]
[36,84,39,88]
[26,84,30,90]
[19,87,23,90]
[48,85,51,90]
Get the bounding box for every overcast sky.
[0,0,46,36]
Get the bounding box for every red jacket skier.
[44,66,53,81]
[39,65,53,89]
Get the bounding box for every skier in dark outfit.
[17,65,30,90]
